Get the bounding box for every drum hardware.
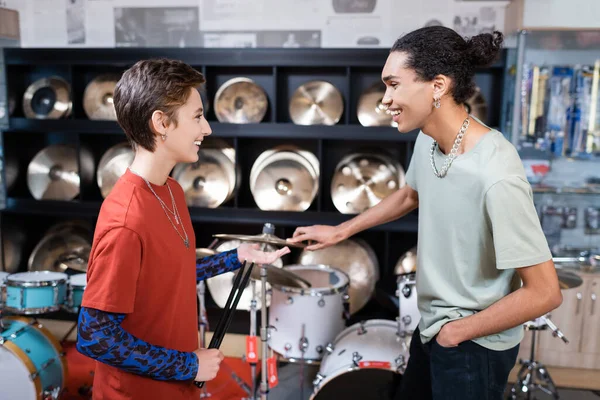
[510,314,567,400]
[22,77,72,120]
[289,80,344,126]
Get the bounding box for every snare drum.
[65,273,87,313]
[0,316,67,400]
[1,271,9,308]
[310,319,410,400]
[397,273,420,334]
[269,264,350,362]
[5,271,68,314]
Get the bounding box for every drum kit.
[194,222,415,400]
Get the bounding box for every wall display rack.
[0,47,506,332]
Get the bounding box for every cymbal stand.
[259,260,269,400]
[246,279,258,400]
[510,315,567,400]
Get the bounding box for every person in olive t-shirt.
[287,27,562,400]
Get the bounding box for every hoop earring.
[433,98,441,109]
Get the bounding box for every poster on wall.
[452,1,507,37]
[201,30,321,48]
[114,7,201,47]
[66,0,86,44]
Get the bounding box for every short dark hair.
[113,58,206,152]
[390,26,503,104]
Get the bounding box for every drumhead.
[279,264,349,295]
[311,369,401,400]
[0,271,8,283]
[7,271,68,286]
[69,273,87,288]
[0,346,37,399]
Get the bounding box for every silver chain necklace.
[429,116,470,178]
[129,168,190,248]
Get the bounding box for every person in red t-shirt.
[76,58,290,400]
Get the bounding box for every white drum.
[269,264,349,362]
[311,319,410,400]
[397,273,420,334]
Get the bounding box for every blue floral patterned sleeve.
[76,307,199,381]
[196,249,244,283]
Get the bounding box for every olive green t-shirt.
[405,128,552,351]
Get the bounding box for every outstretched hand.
[286,225,344,251]
[236,243,290,265]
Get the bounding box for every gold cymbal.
[28,232,91,272]
[556,269,583,290]
[289,80,343,125]
[57,245,91,273]
[250,146,319,212]
[357,82,395,127]
[27,144,91,201]
[196,248,216,259]
[23,76,72,119]
[213,233,306,249]
[465,86,488,124]
[97,142,134,198]
[296,238,379,314]
[331,151,405,214]
[173,141,238,208]
[83,74,119,120]
[214,77,268,124]
[248,263,311,288]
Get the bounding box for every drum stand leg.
[510,320,564,400]
[259,263,269,400]
[246,280,258,400]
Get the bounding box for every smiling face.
[381,51,439,133]
[158,87,212,164]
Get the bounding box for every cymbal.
[4,151,18,192]
[27,144,85,201]
[57,245,91,273]
[289,80,343,125]
[97,142,134,198]
[357,82,396,127]
[394,247,417,275]
[465,86,488,124]
[214,77,268,124]
[331,151,405,214]
[250,147,319,212]
[83,74,119,120]
[213,233,306,249]
[296,238,379,314]
[2,225,25,273]
[23,76,72,119]
[247,263,311,289]
[557,269,583,290]
[173,144,238,208]
[28,232,91,273]
[196,248,216,259]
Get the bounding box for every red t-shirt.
[82,169,198,400]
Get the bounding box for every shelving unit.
[0,47,507,332]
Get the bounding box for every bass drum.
[310,319,410,400]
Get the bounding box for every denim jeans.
[394,327,519,400]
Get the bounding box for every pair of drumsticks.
[195,261,256,389]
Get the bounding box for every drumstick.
[195,263,254,389]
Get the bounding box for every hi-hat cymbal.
[296,238,379,314]
[357,82,395,127]
[289,80,343,125]
[465,86,488,124]
[83,74,119,120]
[27,144,85,201]
[97,142,134,198]
[213,233,306,249]
[394,247,417,275]
[214,77,268,124]
[557,269,583,290]
[23,76,72,119]
[173,144,238,208]
[250,147,319,212]
[247,263,311,288]
[331,151,405,214]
